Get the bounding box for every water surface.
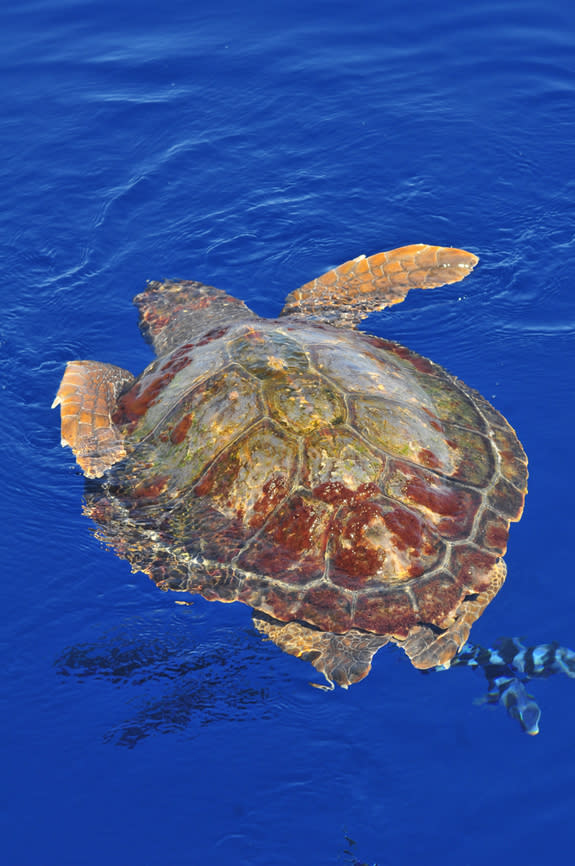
[2,1,575,863]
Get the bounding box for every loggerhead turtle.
[53,243,536,707]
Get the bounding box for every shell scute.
[487,475,525,521]
[441,423,495,487]
[411,373,488,432]
[411,573,463,627]
[312,337,435,408]
[296,584,354,633]
[330,497,445,590]
[365,338,493,435]
[237,581,303,625]
[365,336,439,377]
[116,333,231,439]
[302,426,384,492]
[448,544,500,592]
[384,459,482,541]
[236,491,332,584]
[228,326,310,379]
[114,350,194,429]
[474,508,511,555]
[353,590,418,638]
[185,563,244,602]
[148,365,264,491]
[265,372,346,434]
[193,419,298,530]
[491,426,529,488]
[352,397,456,472]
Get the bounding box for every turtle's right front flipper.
[52,360,134,478]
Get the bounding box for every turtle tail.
[445,638,575,735]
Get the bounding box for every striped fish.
[441,639,575,734]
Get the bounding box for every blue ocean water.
[2,0,575,863]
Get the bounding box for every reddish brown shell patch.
[384,459,481,540]
[114,349,194,428]
[330,499,445,590]
[236,492,332,585]
[353,590,418,639]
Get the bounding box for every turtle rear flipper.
[253,615,389,688]
[52,360,134,478]
[280,244,478,327]
[394,560,507,669]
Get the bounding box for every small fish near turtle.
[53,243,575,734]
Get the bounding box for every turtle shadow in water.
[54,608,575,745]
[54,619,292,748]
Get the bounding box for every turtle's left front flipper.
[448,638,575,735]
[280,244,478,327]
[52,360,135,478]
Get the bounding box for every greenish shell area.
[100,319,527,636]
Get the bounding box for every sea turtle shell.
[53,244,528,686]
